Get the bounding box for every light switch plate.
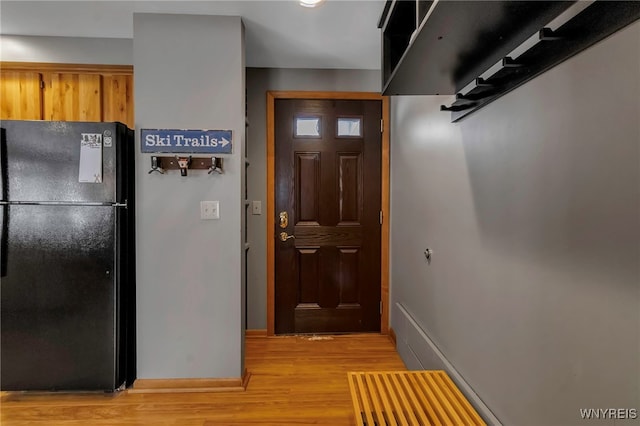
[252,200,262,215]
[201,200,219,220]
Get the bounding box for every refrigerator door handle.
[1,204,7,277]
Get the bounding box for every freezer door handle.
[1,128,6,203]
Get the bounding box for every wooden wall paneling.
[102,74,134,128]
[78,74,103,121]
[2,63,134,127]
[45,73,103,122]
[0,71,43,120]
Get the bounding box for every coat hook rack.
[438,1,640,122]
[149,156,224,177]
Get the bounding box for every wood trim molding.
[245,329,268,337]
[381,96,390,336]
[266,91,385,101]
[389,327,397,346]
[129,369,251,394]
[0,62,133,75]
[267,91,276,336]
[266,91,390,336]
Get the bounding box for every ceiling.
[0,0,386,69]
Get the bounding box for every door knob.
[279,232,295,242]
[279,211,289,228]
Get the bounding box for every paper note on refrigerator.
[79,133,103,183]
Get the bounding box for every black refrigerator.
[1,120,136,392]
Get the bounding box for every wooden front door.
[274,99,382,334]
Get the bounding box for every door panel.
[338,153,362,223]
[298,248,320,303]
[296,153,320,223]
[1,120,119,203]
[0,72,43,120]
[1,204,117,391]
[338,248,360,303]
[275,99,382,334]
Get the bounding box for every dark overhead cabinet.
[379,0,640,121]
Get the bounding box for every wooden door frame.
[266,91,390,336]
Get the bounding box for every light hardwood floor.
[1,334,406,425]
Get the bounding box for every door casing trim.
[266,91,390,336]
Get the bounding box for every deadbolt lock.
[279,211,289,228]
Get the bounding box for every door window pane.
[295,117,321,137]
[337,117,362,137]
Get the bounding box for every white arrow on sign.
[221,137,230,148]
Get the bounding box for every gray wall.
[390,21,640,426]
[0,32,378,362]
[0,35,132,64]
[245,67,380,329]
[134,14,245,379]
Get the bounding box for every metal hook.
[424,248,434,264]
[148,156,165,174]
[208,157,223,174]
[176,156,192,177]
